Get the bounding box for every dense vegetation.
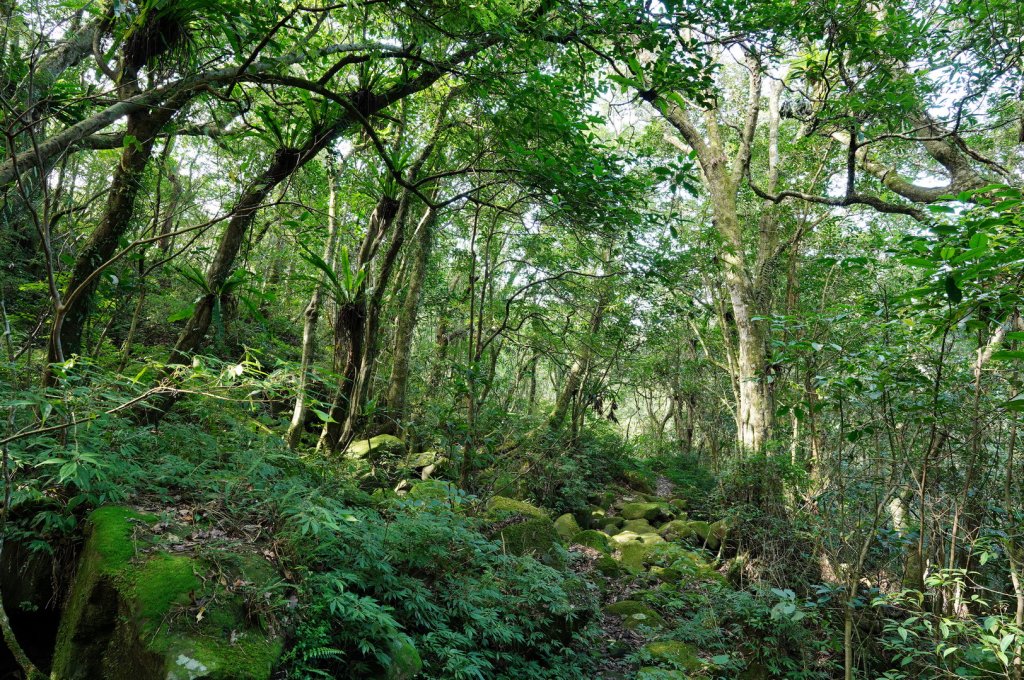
[2,0,1024,677]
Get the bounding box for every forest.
[1,0,1023,677]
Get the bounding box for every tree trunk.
[45,102,176,380]
[382,205,436,433]
[286,153,343,449]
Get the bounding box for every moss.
[621,518,656,534]
[485,495,548,519]
[571,530,612,554]
[344,434,404,460]
[90,506,157,573]
[658,520,695,541]
[636,666,687,679]
[594,555,622,577]
[495,517,565,568]
[622,470,654,494]
[620,502,670,522]
[589,491,617,509]
[642,640,701,671]
[602,600,665,629]
[54,507,282,680]
[407,479,458,502]
[385,636,422,680]
[553,513,582,541]
[617,542,658,573]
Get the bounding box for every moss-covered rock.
[636,666,687,679]
[689,519,728,550]
[620,502,671,522]
[650,566,683,584]
[621,518,656,534]
[594,555,622,577]
[580,505,606,529]
[485,497,563,568]
[554,513,582,541]
[52,506,281,680]
[622,470,654,494]
[407,479,459,503]
[571,530,612,554]
[668,499,687,513]
[658,520,695,541]
[617,542,655,573]
[602,600,665,629]
[344,434,405,460]
[485,496,548,519]
[588,490,617,509]
[642,640,701,670]
[385,636,422,679]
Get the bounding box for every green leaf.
[944,275,963,304]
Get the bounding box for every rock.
[650,566,682,583]
[642,640,701,671]
[636,667,687,679]
[407,480,458,503]
[622,470,654,494]
[617,542,654,573]
[610,530,644,545]
[602,600,665,630]
[603,522,624,535]
[594,555,622,577]
[658,520,695,541]
[485,497,563,568]
[485,496,548,519]
[603,515,625,529]
[668,499,687,513]
[554,513,582,541]
[689,519,727,550]
[621,518,656,534]
[571,530,612,554]
[620,502,671,522]
[588,491,617,509]
[385,636,422,679]
[52,507,281,680]
[344,434,405,460]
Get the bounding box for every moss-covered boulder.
[385,636,422,679]
[602,600,665,630]
[588,490,617,509]
[52,507,281,680]
[594,555,622,577]
[554,513,582,541]
[344,434,404,460]
[485,497,563,568]
[407,479,459,502]
[668,499,687,513]
[642,640,701,671]
[650,566,683,584]
[617,542,653,573]
[689,519,728,550]
[636,666,687,679]
[621,518,656,534]
[620,502,671,522]
[658,520,695,541]
[622,470,654,494]
[571,530,612,554]
[403,450,449,481]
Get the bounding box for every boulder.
[642,640,701,671]
[658,520,695,541]
[588,491,617,509]
[621,518,656,534]
[52,507,281,680]
[554,513,582,541]
[407,480,459,503]
[485,497,563,568]
[594,555,622,577]
[689,519,728,550]
[602,600,665,630]
[617,542,657,573]
[344,434,404,460]
[622,471,654,493]
[636,667,687,679]
[570,530,612,554]
[620,502,671,522]
[385,636,422,680]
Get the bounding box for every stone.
[406,480,458,503]
[554,513,582,541]
[642,640,701,671]
[485,497,563,568]
[617,542,654,573]
[622,470,654,493]
[344,434,404,461]
[636,667,687,679]
[571,530,612,554]
[588,490,617,509]
[52,507,281,680]
[594,555,622,577]
[621,518,656,534]
[620,502,671,522]
[602,600,665,630]
[385,636,422,679]
[668,499,687,513]
[658,520,695,541]
[650,566,683,584]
